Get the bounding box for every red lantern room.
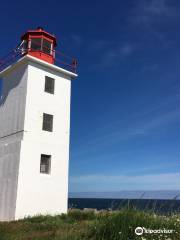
[21,27,57,64]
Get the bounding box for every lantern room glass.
[30,38,52,55]
[31,38,42,51]
[42,39,52,54]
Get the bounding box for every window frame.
[42,113,54,132]
[40,154,51,174]
[44,76,55,94]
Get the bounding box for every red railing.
[54,49,77,73]
[0,43,77,73]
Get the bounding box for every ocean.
[68,191,180,214]
[68,198,180,214]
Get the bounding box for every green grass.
[0,209,180,240]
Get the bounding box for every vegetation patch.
[0,209,180,240]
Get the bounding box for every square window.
[40,154,51,174]
[45,76,55,94]
[42,113,53,132]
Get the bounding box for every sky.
[0,0,180,193]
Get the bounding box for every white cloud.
[70,172,180,190]
[71,105,180,159]
[141,0,173,17]
[133,0,177,26]
[129,108,180,136]
[141,64,158,72]
[70,34,83,45]
[97,43,135,68]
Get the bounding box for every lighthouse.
[0,27,77,221]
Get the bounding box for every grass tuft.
[0,209,180,240]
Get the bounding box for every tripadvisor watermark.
[135,226,174,236]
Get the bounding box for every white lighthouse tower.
[0,27,77,221]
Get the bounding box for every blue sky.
[1,0,180,192]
